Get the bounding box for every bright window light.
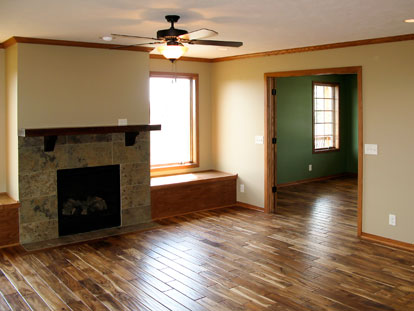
[150,75,197,168]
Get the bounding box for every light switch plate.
[255,136,264,145]
[364,144,378,155]
[118,119,128,126]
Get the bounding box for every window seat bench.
[151,170,238,220]
[0,193,20,248]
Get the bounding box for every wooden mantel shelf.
[18,124,161,151]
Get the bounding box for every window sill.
[151,162,199,173]
[313,148,340,154]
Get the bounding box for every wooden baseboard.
[236,201,264,212]
[152,204,236,221]
[0,243,20,250]
[360,232,414,252]
[277,173,357,188]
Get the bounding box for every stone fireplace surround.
[18,131,152,245]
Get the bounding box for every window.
[150,72,198,171]
[313,82,340,152]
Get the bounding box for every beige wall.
[0,49,6,192]
[18,44,150,128]
[149,58,213,176]
[5,45,18,200]
[211,40,414,244]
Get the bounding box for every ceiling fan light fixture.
[157,42,188,62]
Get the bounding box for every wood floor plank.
[0,177,412,310]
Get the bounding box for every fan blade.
[111,33,162,41]
[179,28,218,40]
[111,42,162,49]
[188,40,243,47]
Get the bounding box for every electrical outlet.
[240,184,245,193]
[309,164,312,171]
[118,119,128,126]
[255,136,264,145]
[389,214,396,226]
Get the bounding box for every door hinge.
[272,186,277,193]
[271,89,277,96]
[272,137,277,144]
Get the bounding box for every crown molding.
[1,33,413,61]
[211,33,414,62]
[0,36,152,52]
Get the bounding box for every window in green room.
[312,82,340,152]
[150,72,199,171]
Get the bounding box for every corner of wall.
[0,49,6,193]
[5,44,19,200]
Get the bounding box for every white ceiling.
[1,0,413,59]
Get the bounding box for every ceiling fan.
[110,15,243,62]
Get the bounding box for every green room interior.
[276,74,358,185]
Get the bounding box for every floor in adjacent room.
[0,176,413,310]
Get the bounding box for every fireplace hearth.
[57,165,121,236]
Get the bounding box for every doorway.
[264,67,363,236]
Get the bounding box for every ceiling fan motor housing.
[157,15,188,40]
[157,28,188,40]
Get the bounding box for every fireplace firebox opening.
[57,165,121,236]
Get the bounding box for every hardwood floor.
[0,176,413,310]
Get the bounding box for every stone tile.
[20,219,58,244]
[120,163,150,186]
[122,205,151,226]
[65,142,112,168]
[137,131,150,142]
[19,170,56,200]
[67,134,112,144]
[121,184,150,209]
[20,196,57,224]
[18,136,67,149]
[113,140,149,164]
[18,137,43,148]
[19,144,68,173]
[112,133,124,142]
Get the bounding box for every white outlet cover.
[309,164,312,171]
[364,144,378,155]
[240,184,245,193]
[118,119,128,126]
[389,214,396,226]
[255,136,264,145]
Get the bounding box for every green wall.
[276,74,358,184]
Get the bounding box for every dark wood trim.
[213,33,414,63]
[312,81,340,153]
[237,201,264,212]
[1,36,152,52]
[19,124,161,137]
[150,54,213,63]
[0,243,20,250]
[360,232,414,252]
[149,72,199,172]
[356,67,363,236]
[264,77,276,213]
[151,172,238,190]
[264,66,363,237]
[151,162,199,172]
[3,33,412,61]
[277,173,350,188]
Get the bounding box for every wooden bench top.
[151,170,237,189]
[0,193,19,209]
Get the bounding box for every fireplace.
[57,165,121,236]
